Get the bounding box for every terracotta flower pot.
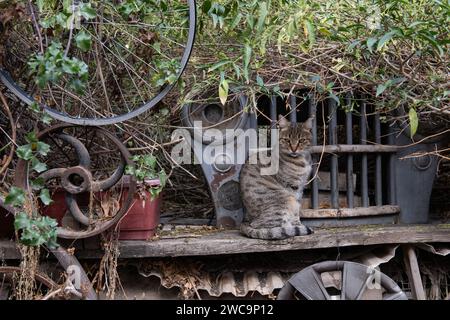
[39,190,68,225]
[117,179,161,240]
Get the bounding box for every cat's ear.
[303,116,314,131]
[278,115,290,130]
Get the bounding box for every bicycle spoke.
[0,0,196,124]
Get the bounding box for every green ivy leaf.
[14,212,32,230]
[15,213,59,248]
[69,79,86,94]
[31,158,48,173]
[25,132,39,144]
[160,108,169,116]
[75,31,92,52]
[125,165,135,176]
[80,3,96,20]
[158,170,167,188]
[16,145,33,160]
[36,0,45,11]
[41,113,53,125]
[201,0,212,13]
[143,155,157,168]
[4,187,26,207]
[29,102,41,113]
[36,141,50,156]
[31,177,45,190]
[41,216,58,228]
[39,189,53,206]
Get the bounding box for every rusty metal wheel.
[0,0,196,125]
[15,124,136,239]
[277,261,407,300]
[0,266,58,300]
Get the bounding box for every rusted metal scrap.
[15,123,136,239]
[0,266,57,300]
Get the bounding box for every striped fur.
[240,223,311,240]
[240,115,314,240]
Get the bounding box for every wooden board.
[1,224,448,260]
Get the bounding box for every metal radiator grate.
[254,94,401,225]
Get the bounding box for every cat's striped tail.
[240,223,313,240]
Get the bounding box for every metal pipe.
[360,99,369,207]
[289,95,297,123]
[375,112,383,206]
[309,144,399,153]
[387,126,397,205]
[328,98,339,209]
[270,96,277,128]
[309,96,319,209]
[345,96,354,208]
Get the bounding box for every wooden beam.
[402,245,426,300]
[78,224,450,259]
[0,224,448,260]
[301,205,400,218]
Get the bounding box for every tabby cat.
[240,115,314,240]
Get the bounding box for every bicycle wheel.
[0,0,196,125]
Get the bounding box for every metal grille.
[257,93,401,224]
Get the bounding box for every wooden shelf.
[1,224,449,260]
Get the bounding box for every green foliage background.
[186,0,449,133]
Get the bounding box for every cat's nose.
[289,152,300,158]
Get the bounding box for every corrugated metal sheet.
[137,266,290,297]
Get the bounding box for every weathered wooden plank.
[111,225,449,259]
[1,224,448,260]
[85,224,450,258]
[402,245,426,300]
[301,205,400,218]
